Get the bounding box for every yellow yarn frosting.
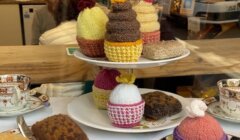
[116,73,136,84]
[77,7,108,40]
[111,0,126,3]
[133,1,160,33]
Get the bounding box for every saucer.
[0,95,49,117]
[207,102,240,123]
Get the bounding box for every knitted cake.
[142,91,182,120]
[107,73,145,128]
[173,100,227,140]
[104,0,143,62]
[32,114,88,140]
[92,69,120,109]
[31,114,88,140]
[142,40,186,60]
[76,0,108,57]
[133,0,160,44]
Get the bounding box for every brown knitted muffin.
[142,91,182,120]
[32,114,88,140]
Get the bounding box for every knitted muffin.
[173,100,227,140]
[104,0,143,62]
[92,69,120,109]
[107,74,145,128]
[77,0,108,57]
[133,0,160,44]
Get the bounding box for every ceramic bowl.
[217,79,240,117]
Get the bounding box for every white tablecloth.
[0,97,240,140]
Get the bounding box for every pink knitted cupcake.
[92,69,120,109]
[173,100,227,140]
[107,74,145,128]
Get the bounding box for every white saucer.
[68,88,188,133]
[74,49,190,69]
[0,96,48,117]
[207,102,240,123]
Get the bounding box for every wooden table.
[0,38,239,84]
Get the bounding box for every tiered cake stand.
[67,48,190,133]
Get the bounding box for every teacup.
[217,79,240,117]
[0,74,30,111]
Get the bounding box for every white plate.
[0,96,48,117]
[207,102,240,123]
[68,88,187,133]
[73,49,190,69]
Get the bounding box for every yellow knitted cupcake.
[77,0,108,57]
[104,0,143,62]
[133,0,161,44]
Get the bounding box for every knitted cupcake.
[173,100,228,140]
[104,0,143,62]
[133,0,160,44]
[107,73,145,128]
[76,0,108,57]
[92,69,120,109]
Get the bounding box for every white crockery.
[217,79,240,117]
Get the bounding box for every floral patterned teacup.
[0,74,30,111]
[0,86,28,111]
[217,79,240,117]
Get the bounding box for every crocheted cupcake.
[76,0,108,57]
[104,0,143,62]
[92,69,120,109]
[107,73,145,128]
[173,100,228,140]
[133,0,160,44]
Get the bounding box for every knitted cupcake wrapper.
[141,31,160,44]
[77,37,105,57]
[104,39,143,62]
[92,85,112,109]
[106,20,140,31]
[112,1,132,11]
[106,32,140,42]
[108,9,137,21]
[107,100,145,128]
[173,128,228,140]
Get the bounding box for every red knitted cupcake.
[92,69,120,109]
[141,31,160,44]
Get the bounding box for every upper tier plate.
[67,88,188,133]
[74,49,190,69]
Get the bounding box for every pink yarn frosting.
[94,69,120,90]
[107,100,145,128]
[177,114,225,140]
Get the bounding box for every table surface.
[0,38,239,84]
[1,97,240,140]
